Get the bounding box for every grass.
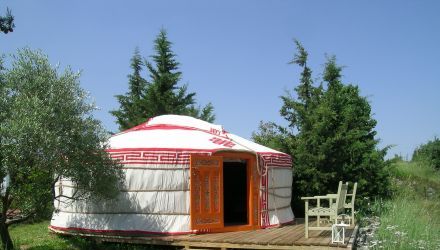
[9,221,90,250]
[392,160,440,185]
[361,161,440,249]
[9,221,177,250]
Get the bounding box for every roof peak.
[122,115,226,135]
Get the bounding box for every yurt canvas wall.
[50,115,293,235]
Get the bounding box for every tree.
[0,8,14,34]
[0,49,124,250]
[253,40,391,215]
[252,121,292,154]
[111,29,215,131]
[412,137,440,170]
[111,47,148,129]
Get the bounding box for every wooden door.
[190,155,224,230]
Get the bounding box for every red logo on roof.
[209,137,235,148]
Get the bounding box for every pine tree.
[0,8,14,34]
[144,29,193,117]
[110,47,148,130]
[253,41,391,215]
[111,29,215,131]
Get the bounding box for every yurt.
[50,115,293,235]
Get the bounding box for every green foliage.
[111,48,148,129]
[392,161,439,184]
[357,161,440,249]
[252,121,293,154]
[412,137,440,170]
[0,8,14,34]
[0,49,124,249]
[111,29,215,131]
[253,40,391,215]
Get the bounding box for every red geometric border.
[107,148,292,167]
[259,153,292,168]
[257,153,292,227]
[107,148,212,165]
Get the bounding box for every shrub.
[412,137,440,170]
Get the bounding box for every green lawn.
[9,221,175,250]
[9,221,89,250]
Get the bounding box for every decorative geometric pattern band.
[108,149,211,165]
[258,154,292,227]
[259,153,292,168]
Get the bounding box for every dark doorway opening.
[223,161,248,226]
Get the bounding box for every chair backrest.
[345,182,358,206]
[337,181,342,193]
[335,183,348,213]
[330,181,343,208]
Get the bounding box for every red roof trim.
[106,148,290,156]
[106,147,216,153]
[115,124,231,140]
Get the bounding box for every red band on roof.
[106,147,216,153]
[115,124,231,140]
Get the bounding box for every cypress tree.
[111,47,148,130]
[111,29,215,131]
[0,8,14,34]
[254,41,391,215]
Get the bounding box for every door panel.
[190,155,224,230]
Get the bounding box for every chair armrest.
[301,197,318,200]
[314,195,334,199]
[301,195,335,200]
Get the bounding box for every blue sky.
[2,1,439,159]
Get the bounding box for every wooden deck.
[52,219,358,250]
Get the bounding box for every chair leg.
[305,201,309,238]
[352,209,355,226]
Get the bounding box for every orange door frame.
[211,151,260,232]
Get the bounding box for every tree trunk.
[0,189,13,250]
[0,223,12,250]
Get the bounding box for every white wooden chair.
[329,181,358,226]
[301,181,348,238]
[344,182,357,226]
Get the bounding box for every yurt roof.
[108,115,289,156]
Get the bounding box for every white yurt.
[50,115,293,235]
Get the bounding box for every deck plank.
[221,230,263,244]
[243,227,287,245]
[272,226,304,246]
[52,219,358,249]
[270,224,304,245]
[189,231,245,243]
